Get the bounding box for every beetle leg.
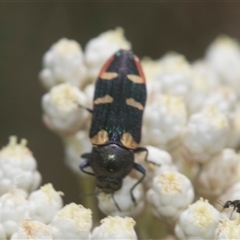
[79,154,95,176]
[81,153,92,159]
[134,147,160,166]
[130,162,146,205]
[111,193,121,212]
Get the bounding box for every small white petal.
[92,216,137,240]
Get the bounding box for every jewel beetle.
[80,49,148,204]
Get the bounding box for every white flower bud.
[92,216,137,240]
[147,170,194,220]
[85,27,131,81]
[28,183,63,224]
[42,83,89,136]
[11,218,52,240]
[97,176,144,217]
[51,203,92,240]
[0,136,41,196]
[193,60,220,87]
[0,224,6,240]
[39,38,88,89]
[83,83,94,109]
[215,217,240,239]
[135,145,175,187]
[154,53,193,99]
[170,145,202,182]
[227,105,240,148]
[0,188,29,238]
[182,106,229,162]
[63,130,91,175]
[143,94,187,150]
[203,86,237,114]
[197,148,240,198]
[206,35,240,88]
[175,198,220,240]
[188,60,219,113]
[141,57,161,83]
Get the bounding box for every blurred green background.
[1,2,240,204]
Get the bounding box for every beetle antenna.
[214,200,226,213]
[76,103,93,113]
[111,193,121,212]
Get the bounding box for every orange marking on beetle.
[127,74,144,84]
[98,55,115,79]
[121,132,139,149]
[134,55,146,83]
[91,130,109,145]
[126,98,144,110]
[100,72,118,80]
[94,95,113,104]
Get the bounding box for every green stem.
[136,205,168,239]
[76,174,100,226]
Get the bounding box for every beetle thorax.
[90,144,134,192]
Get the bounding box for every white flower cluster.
[0,137,137,239]
[37,30,240,239]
